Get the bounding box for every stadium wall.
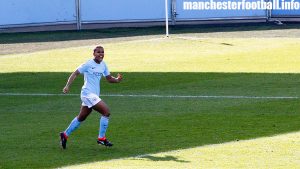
[81,0,167,22]
[271,0,300,17]
[175,0,267,21]
[0,0,76,27]
[0,0,299,32]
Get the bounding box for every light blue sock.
[65,117,81,137]
[99,116,109,138]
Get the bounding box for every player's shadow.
[137,155,190,163]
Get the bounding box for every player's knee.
[104,111,110,117]
[77,115,86,122]
[103,109,110,117]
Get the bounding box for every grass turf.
[0,72,299,169]
[1,38,300,73]
[0,33,300,168]
[1,23,300,44]
[60,132,300,169]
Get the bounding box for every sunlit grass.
[1,37,300,73]
[60,132,300,169]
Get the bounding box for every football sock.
[99,116,109,139]
[65,116,81,137]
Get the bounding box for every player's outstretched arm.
[106,73,123,83]
[63,70,80,93]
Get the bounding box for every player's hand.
[117,73,123,82]
[63,86,70,94]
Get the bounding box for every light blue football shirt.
[77,59,110,96]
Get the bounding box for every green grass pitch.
[0,27,300,168]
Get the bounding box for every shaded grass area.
[0,95,299,169]
[1,23,300,44]
[0,72,299,168]
[0,72,299,96]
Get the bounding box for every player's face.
[93,48,104,62]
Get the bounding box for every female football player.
[60,46,122,149]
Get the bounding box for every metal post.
[171,0,177,25]
[268,0,272,20]
[76,0,81,30]
[165,0,169,37]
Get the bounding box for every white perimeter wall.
[0,0,76,26]
[81,0,166,22]
[176,0,267,20]
[0,0,299,28]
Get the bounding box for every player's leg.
[77,106,93,122]
[92,100,113,147]
[60,106,92,149]
[64,106,92,136]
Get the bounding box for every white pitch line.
[0,93,298,99]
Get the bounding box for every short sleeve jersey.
[77,59,110,96]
